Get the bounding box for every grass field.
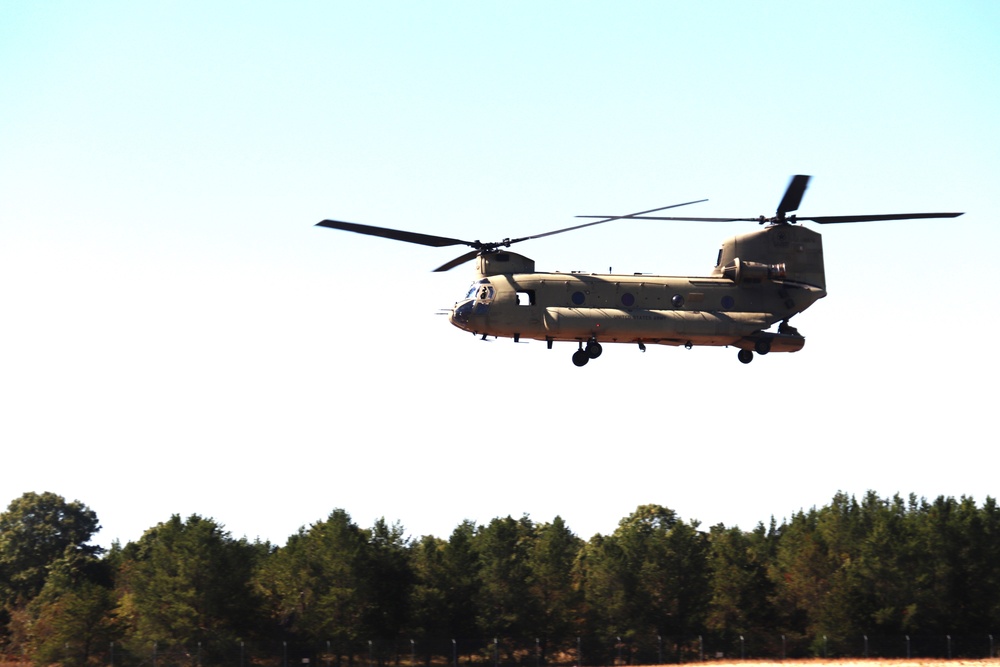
[3,661,999,667]
[699,661,1000,667]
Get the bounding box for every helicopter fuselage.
[449,224,827,360]
[316,174,961,366]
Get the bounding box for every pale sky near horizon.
[2,2,998,549]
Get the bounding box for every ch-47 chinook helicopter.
[318,175,962,366]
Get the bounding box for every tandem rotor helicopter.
[317,175,962,366]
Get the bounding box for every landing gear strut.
[572,339,603,366]
[740,334,776,363]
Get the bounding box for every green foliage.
[254,508,414,660]
[406,534,450,650]
[706,521,778,641]
[473,515,537,647]
[578,503,709,659]
[768,491,1000,655]
[26,578,117,667]
[527,516,583,659]
[255,509,369,648]
[406,521,481,653]
[115,514,264,657]
[438,520,481,642]
[3,491,1000,665]
[0,492,101,607]
[363,518,413,641]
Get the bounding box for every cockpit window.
[464,279,494,301]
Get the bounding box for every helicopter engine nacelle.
[712,224,825,291]
[721,258,786,284]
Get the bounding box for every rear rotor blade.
[316,219,476,248]
[610,211,966,224]
[777,175,811,216]
[800,212,965,224]
[576,215,756,222]
[577,176,964,227]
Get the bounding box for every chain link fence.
[6,633,993,667]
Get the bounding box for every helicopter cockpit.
[451,279,494,328]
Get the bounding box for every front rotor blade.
[776,175,811,216]
[560,199,710,229]
[433,250,481,272]
[316,220,474,248]
[801,212,965,224]
[516,199,708,243]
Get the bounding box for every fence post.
[452,639,457,667]
[905,635,911,659]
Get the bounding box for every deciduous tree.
[0,492,101,607]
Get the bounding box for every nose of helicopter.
[449,299,475,330]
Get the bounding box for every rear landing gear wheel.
[586,341,603,359]
[738,349,754,364]
[754,339,771,355]
[572,349,590,367]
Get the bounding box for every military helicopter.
[317,176,962,366]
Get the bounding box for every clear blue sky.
[2,1,997,548]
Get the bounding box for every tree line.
[1,491,998,667]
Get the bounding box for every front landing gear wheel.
[572,349,590,367]
[586,341,603,359]
[738,349,754,364]
[754,338,771,355]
